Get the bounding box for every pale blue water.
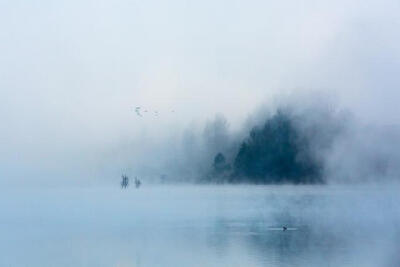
[1,185,399,266]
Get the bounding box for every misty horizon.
[1,0,400,186]
[1,0,400,266]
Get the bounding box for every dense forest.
[210,110,324,184]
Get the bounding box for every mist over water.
[3,93,400,266]
[1,0,400,266]
[104,95,400,186]
[1,185,399,267]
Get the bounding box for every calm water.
[1,185,399,266]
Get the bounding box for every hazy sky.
[1,0,399,184]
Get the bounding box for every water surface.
[1,185,399,266]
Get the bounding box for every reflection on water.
[0,185,399,266]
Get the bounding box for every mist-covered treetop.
[229,109,323,183]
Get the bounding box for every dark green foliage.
[213,153,231,174]
[232,110,323,184]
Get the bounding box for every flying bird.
[134,107,142,117]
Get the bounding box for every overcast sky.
[1,0,399,184]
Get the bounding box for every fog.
[1,0,400,185]
[1,0,400,266]
[1,185,399,266]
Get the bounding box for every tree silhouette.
[232,110,322,183]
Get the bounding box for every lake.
[1,184,399,266]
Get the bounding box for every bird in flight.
[133,107,176,117]
[135,107,142,117]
